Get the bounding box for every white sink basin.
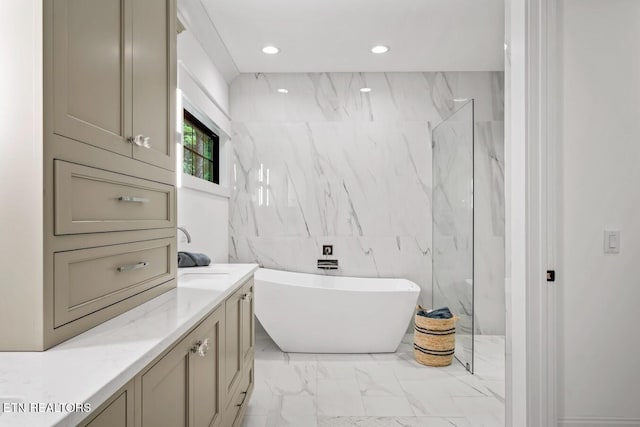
[179,274,230,291]
[180,270,229,276]
[178,265,237,275]
[177,264,256,290]
[178,265,239,291]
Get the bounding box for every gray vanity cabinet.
[231,279,255,426]
[80,381,134,427]
[140,333,191,427]
[138,304,225,427]
[51,0,133,158]
[240,280,255,368]
[191,307,226,427]
[224,279,255,426]
[131,0,176,171]
[51,0,176,172]
[224,286,244,406]
[76,277,255,427]
[24,0,179,352]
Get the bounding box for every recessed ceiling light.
[277,88,289,94]
[262,45,280,55]
[360,87,372,93]
[371,45,390,54]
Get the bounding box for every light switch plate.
[604,230,620,254]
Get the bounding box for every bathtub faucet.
[317,259,339,270]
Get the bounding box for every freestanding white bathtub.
[254,268,420,353]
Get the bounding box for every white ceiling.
[199,0,505,74]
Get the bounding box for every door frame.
[506,0,560,425]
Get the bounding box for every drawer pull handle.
[118,196,150,203]
[117,261,149,272]
[190,338,210,357]
[236,391,248,407]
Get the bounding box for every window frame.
[178,96,230,199]
[182,109,220,185]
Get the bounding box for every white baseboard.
[559,417,640,427]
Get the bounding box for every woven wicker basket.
[413,306,459,367]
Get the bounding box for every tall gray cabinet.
[0,0,178,351]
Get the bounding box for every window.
[182,110,219,184]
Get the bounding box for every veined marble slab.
[229,72,505,324]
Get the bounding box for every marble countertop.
[0,263,259,427]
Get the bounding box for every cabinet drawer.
[54,160,175,235]
[54,238,176,327]
[226,364,253,427]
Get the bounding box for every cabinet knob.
[191,338,210,357]
[127,134,145,147]
[127,135,151,148]
[242,292,252,302]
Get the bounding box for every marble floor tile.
[452,397,505,427]
[390,361,453,382]
[403,393,464,417]
[317,380,366,416]
[479,380,505,401]
[246,385,279,417]
[317,416,472,426]
[354,361,404,397]
[400,377,488,400]
[362,396,415,416]
[257,359,318,396]
[242,415,268,427]
[354,362,398,382]
[243,335,505,427]
[357,376,405,397]
[265,395,318,427]
[317,361,358,381]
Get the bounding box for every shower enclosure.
[432,100,475,372]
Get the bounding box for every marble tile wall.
[229,72,504,329]
[474,122,506,335]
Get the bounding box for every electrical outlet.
[322,245,333,256]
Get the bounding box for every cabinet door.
[191,306,225,427]
[224,287,244,405]
[140,338,191,427]
[131,0,176,171]
[51,0,132,157]
[241,280,255,367]
[81,381,134,427]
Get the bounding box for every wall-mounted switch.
[604,230,620,254]
[322,245,333,256]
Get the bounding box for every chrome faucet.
[177,226,192,244]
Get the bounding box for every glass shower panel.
[432,100,474,372]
